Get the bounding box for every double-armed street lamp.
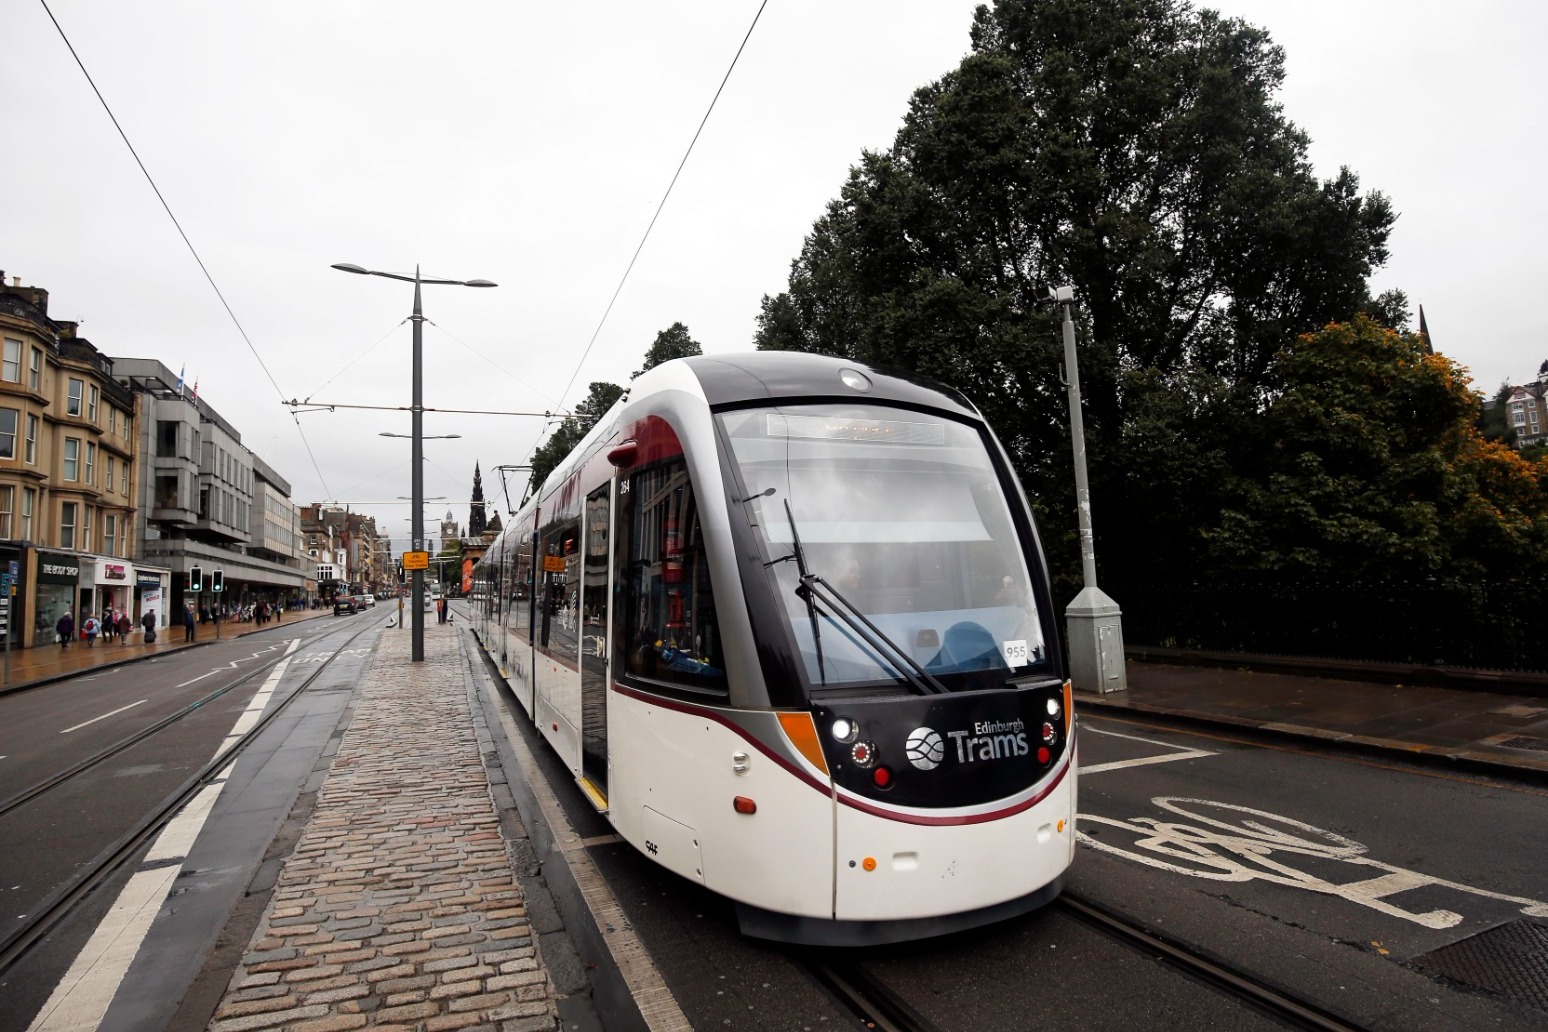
[333,263,495,661]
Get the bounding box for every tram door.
[579,484,610,802]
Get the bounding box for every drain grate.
[1411,919,1548,1011]
[1497,736,1548,752]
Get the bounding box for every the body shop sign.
[38,553,80,584]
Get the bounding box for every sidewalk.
[206,615,559,1032]
[0,608,334,694]
[1078,656,1548,781]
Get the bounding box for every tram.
[470,353,1075,945]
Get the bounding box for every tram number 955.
[1001,639,1029,667]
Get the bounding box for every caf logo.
[905,727,945,771]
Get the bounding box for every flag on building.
[175,365,185,397]
[191,377,199,401]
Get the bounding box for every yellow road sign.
[403,551,430,570]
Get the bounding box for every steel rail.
[1057,892,1369,1032]
[0,619,379,976]
[0,635,322,819]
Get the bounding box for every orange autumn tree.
[1205,315,1548,585]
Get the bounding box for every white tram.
[470,353,1075,945]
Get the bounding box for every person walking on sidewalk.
[183,605,196,642]
[141,610,157,644]
[56,610,74,649]
[118,611,132,645]
[83,614,100,647]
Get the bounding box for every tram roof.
[680,352,979,420]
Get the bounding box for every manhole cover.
[1411,919,1548,1011]
[1497,736,1548,753]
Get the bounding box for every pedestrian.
[101,608,115,643]
[56,609,74,649]
[274,599,283,622]
[183,605,196,642]
[83,614,100,647]
[141,609,157,644]
[118,610,132,645]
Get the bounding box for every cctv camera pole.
[1055,287,1126,694]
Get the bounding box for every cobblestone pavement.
[208,624,558,1032]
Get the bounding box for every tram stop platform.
[201,618,563,1032]
[1078,649,1548,783]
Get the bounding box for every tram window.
[621,458,727,695]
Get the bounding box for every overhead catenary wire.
[40,0,335,502]
[547,0,772,421]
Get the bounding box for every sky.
[5,0,1545,547]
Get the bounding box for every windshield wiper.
[778,504,947,697]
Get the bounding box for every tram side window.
[622,458,727,695]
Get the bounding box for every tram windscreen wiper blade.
[782,499,827,685]
[798,575,949,696]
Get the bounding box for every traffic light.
[211,570,225,594]
[190,566,203,592]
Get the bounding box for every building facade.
[0,272,168,646]
[114,359,311,617]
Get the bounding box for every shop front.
[82,557,136,627]
[137,568,169,629]
[33,551,79,648]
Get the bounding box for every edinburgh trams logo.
[906,719,1028,770]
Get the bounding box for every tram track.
[1055,891,1368,1032]
[0,618,379,978]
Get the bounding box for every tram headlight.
[830,717,858,744]
[1046,697,1062,719]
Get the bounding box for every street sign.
[543,555,566,573]
[403,551,430,571]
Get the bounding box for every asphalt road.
[515,698,1548,1031]
[0,610,384,1032]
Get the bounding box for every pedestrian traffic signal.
[211,570,225,594]
[190,566,203,591]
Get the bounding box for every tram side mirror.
[607,440,638,468]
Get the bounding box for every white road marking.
[60,701,147,734]
[174,640,293,688]
[1078,796,1548,928]
[27,637,302,1031]
[1079,725,1215,773]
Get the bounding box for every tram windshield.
[719,404,1049,693]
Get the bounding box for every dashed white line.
[60,701,147,734]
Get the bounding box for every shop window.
[620,458,726,695]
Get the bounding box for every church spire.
[469,462,487,537]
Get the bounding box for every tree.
[1203,316,1548,584]
[754,0,1395,591]
[527,381,624,496]
[635,322,703,378]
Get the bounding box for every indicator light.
[850,741,877,768]
[1042,722,1057,743]
[733,796,757,815]
[1037,746,1051,765]
[862,857,877,871]
[872,766,893,789]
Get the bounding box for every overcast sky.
[5,0,1544,546]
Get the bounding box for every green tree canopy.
[526,380,624,496]
[754,0,1397,594]
[1203,316,1548,584]
[635,322,703,379]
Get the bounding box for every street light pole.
[1050,285,1127,695]
[333,262,495,661]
